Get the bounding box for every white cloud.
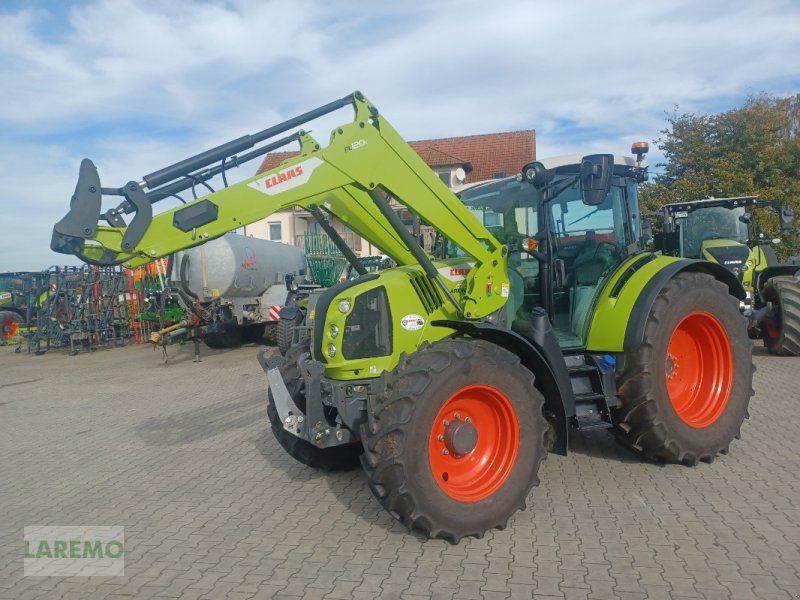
[0,0,798,270]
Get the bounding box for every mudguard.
[587,254,746,352]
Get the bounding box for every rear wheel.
[614,272,753,465]
[267,340,362,470]
[761,276,800,356]
[360,338,548,543]
[0,311,20,342]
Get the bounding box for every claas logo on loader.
[249,157,323,197]
[264,165,304,189]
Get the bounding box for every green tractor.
[656,196,799,355]
[51,92,753,542]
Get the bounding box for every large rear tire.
[267,340,362,470]
[360,338,548,543]
[761,275,800,356]
[614,272,753,465]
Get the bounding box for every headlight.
[327,343,337,358]
[329,324,340,339]
[338,299,351,313]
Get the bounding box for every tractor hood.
[702,239,750,276]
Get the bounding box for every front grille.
[342,286,392,360]
[409,272,443,314]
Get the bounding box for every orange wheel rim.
[428,384,519,502]
[665,311,733,428]
[2,317,19,339]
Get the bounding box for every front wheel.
[360,339,548,543]
[614,272,753,465]
[0,311,21,342]
[761,275,800,356]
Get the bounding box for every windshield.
[677,205,749,257]
[549,180,629,249]
[445,178,539,257]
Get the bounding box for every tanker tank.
[171,233,310,300]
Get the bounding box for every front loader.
[657,197,800,355]
[52,92,753,542]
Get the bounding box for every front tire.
[761,276,800,356]
[614,272,753,465]
[360,339,548,543]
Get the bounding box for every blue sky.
[1,0,799,271]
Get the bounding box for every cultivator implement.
[25,266,135,355]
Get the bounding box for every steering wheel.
[702,232,724,241]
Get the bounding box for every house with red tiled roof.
[244,130,535,254]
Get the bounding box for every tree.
[641,94,800,260]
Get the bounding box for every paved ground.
[0,340,798,600]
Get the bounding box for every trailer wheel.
[0,311,20,341]
[267,340,362,470]
[277,311,304,355]
[360,338,547,543]
[203,327,242,349]
[761,276,800,356]
[614,272,753,465]
[241,323,267,344]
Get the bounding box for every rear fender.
[624,260,745,350]
[432,318,573,455]
[587,254,746,352]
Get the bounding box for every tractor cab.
[454,153,647,348]
[661,197,756,267]
[657,196,785,285]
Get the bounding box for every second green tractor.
[656,196,799,355]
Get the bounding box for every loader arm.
[51,92,509,319]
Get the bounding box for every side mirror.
[779,205,794,230]
[580,154,613,205]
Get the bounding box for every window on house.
[268,222,282,241]
[438,172,451,187]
